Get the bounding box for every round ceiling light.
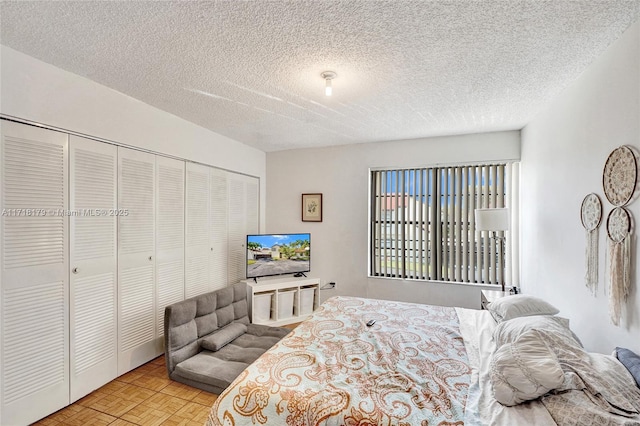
[321,71,337,96]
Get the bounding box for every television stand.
[244,276,320,326]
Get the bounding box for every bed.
[206,296,640,426]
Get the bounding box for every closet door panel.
[69,136,118,402]
[210,169,228,291]
[1,121,69,426]
[156,157,185,337]
[117,147,157,374]
[185,162,210,298]
[245,178,259,235]
[227,178,244,285]
[227,174,259,285]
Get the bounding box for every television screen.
[246,233,310,279]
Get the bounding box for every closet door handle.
[72,267,79,274]
[148,256,153,261]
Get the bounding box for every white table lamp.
[475,208,509,291]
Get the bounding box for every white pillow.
[493,315,583,348]
[487,294,559,322]
[490,329,565,406]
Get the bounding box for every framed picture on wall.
[302,193,323,222]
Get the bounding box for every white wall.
[521,20,639,354]
[267,131,520,308]
[0,46,267,230]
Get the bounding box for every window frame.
[368,162,518,286]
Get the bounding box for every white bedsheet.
[456,307,557,426]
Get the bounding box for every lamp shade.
[475,208,509,231]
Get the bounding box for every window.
[369,163,518,285]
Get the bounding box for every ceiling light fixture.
[321,71,337,96]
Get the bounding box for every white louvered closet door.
[156,157,185,338]
[69,136,117,402]
[227,174,259,285]
[245,177,259,236]
[0,121,69,426]
[117,147,157,374]
[185,162,210,298]
[210,169,228,291]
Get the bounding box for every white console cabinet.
[244,277,320,326]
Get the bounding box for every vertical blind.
[369,163,518,285]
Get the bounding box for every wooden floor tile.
[151,355,166,366]
[75,389,110,407]
[86,392,140,418]
[120,403,172,426]
[113,383,156,404]
[177,402,210,423]
[146,364,170,378]
[110,420,139,426]
[116,370,145,383]
[34,356,220,426]
[139,392,189,413]
[159,418,204,426]
[160,402,210,426]
[131,374,172,391]
[134,362,160,374]
[160,382,201,401]
[100,379,129,394]
[62,407,116,426]
[191,390,218,407]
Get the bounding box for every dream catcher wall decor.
[580,193,602,295]
[603,145,637,206]
[602,145,637,326]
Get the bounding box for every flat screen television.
[246,233,310,279]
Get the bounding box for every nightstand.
[480,289,510,310]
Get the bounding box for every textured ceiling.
[1,1,639,152]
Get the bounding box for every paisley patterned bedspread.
[206,296,471,426]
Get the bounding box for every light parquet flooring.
[31,322,299,426]
[32,355,217,426]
